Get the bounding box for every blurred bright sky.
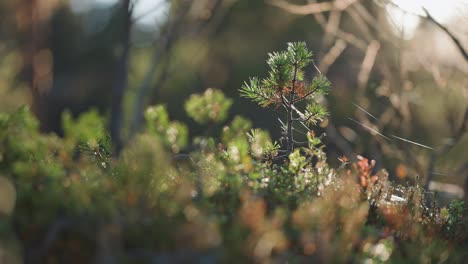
[70,0,168,26]
[69,0,467,38]
[386,0,468,39]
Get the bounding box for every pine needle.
[348,117,391,141]
[353,102,378,121]
[391,135,433,150]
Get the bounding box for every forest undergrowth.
[0,43,466,263]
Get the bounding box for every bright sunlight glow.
[70,0,168,26]
[386,0,468,39]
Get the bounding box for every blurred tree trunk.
[18,0,54,131]
[129,24,174,137]
[110,0,132,155]
[129,2,189,137]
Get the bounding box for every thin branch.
[357,40,380,91]
[293,114,317,123]
[291,85,319,104]
[268,0,335,15]
[305,0,368,50]
[291,104,306,119]
[422,7,468,62]
[388,1,468,62]
[322,10,342,47]
[345,4,373,42]
[318,39,347,74]
[269,0,358,15]
[351,3,398,47]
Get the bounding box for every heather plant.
[185,88,233,125]
[144,105,188,153]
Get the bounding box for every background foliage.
[0,0,467,262]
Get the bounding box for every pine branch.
[240,78,276,107]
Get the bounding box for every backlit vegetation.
[0,43,466,263]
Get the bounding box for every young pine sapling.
[240,42,330,159]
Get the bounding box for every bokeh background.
[0,0,467,199]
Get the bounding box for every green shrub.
[185,88,232,125]
[0,43,466,263]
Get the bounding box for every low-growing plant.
[0,43,466,263]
